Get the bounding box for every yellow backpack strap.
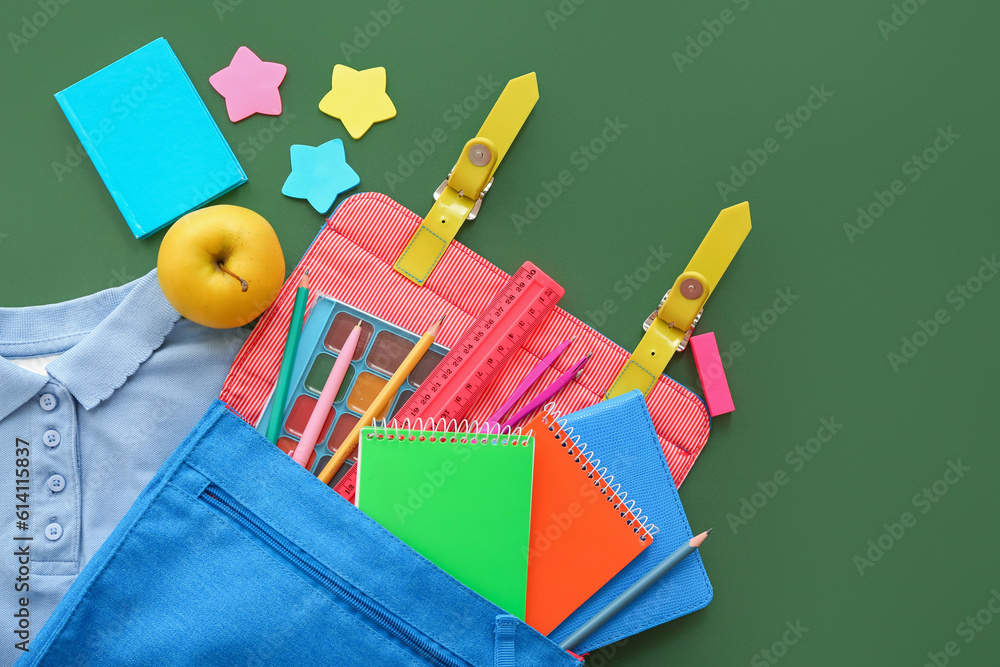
[393,73,539,285]
[606,202,752,399]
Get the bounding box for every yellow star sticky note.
[319,65,396,139]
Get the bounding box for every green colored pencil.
[265,271,310,443]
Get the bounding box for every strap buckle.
[433,172,494,221]
[393,73,537,286]
[642,288,704,352]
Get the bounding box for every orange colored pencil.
[317,314,445,483]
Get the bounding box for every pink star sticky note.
[209,46,287,122]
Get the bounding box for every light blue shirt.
[0,271,247,664]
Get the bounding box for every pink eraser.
[690,332,735,416]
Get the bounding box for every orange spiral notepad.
[524,408,654,635]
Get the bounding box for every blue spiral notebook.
[548,390,713,653]
[55,38,246,238]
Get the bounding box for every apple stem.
[217,262,248,292]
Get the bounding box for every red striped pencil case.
[220,193,710,485]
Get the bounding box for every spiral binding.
[538,403,654,541]
[365,419,534,447]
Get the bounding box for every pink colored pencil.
[484,337,575,425]
[292,322,362,467]
[501,353,591,429]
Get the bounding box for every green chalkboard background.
[2,1,998,665]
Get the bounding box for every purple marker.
[483,337,575,426]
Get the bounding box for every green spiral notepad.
[356,424,535,619]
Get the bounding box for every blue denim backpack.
[16,401,580,666]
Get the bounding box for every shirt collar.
[0,270,180,419]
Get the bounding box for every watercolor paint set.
[256,296,448,484]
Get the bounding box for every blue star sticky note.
[281,139,360,214]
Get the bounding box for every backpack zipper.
[201,484,466,667]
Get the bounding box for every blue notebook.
[549,390,713,653]
[55,38,246,238]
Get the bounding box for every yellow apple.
[157,205,285,328]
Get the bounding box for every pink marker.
[501,353,591,429]
[292,322,362,466]
[689,332,735,416]
[484,336,575,426]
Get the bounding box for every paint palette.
[257,297,448,485]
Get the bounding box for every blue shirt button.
[45,522,63,541]
[43,430,61,447]
[39,393,58,411]
[47,475,66,493]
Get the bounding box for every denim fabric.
[16,401,582,667]
[0,271,247,665]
